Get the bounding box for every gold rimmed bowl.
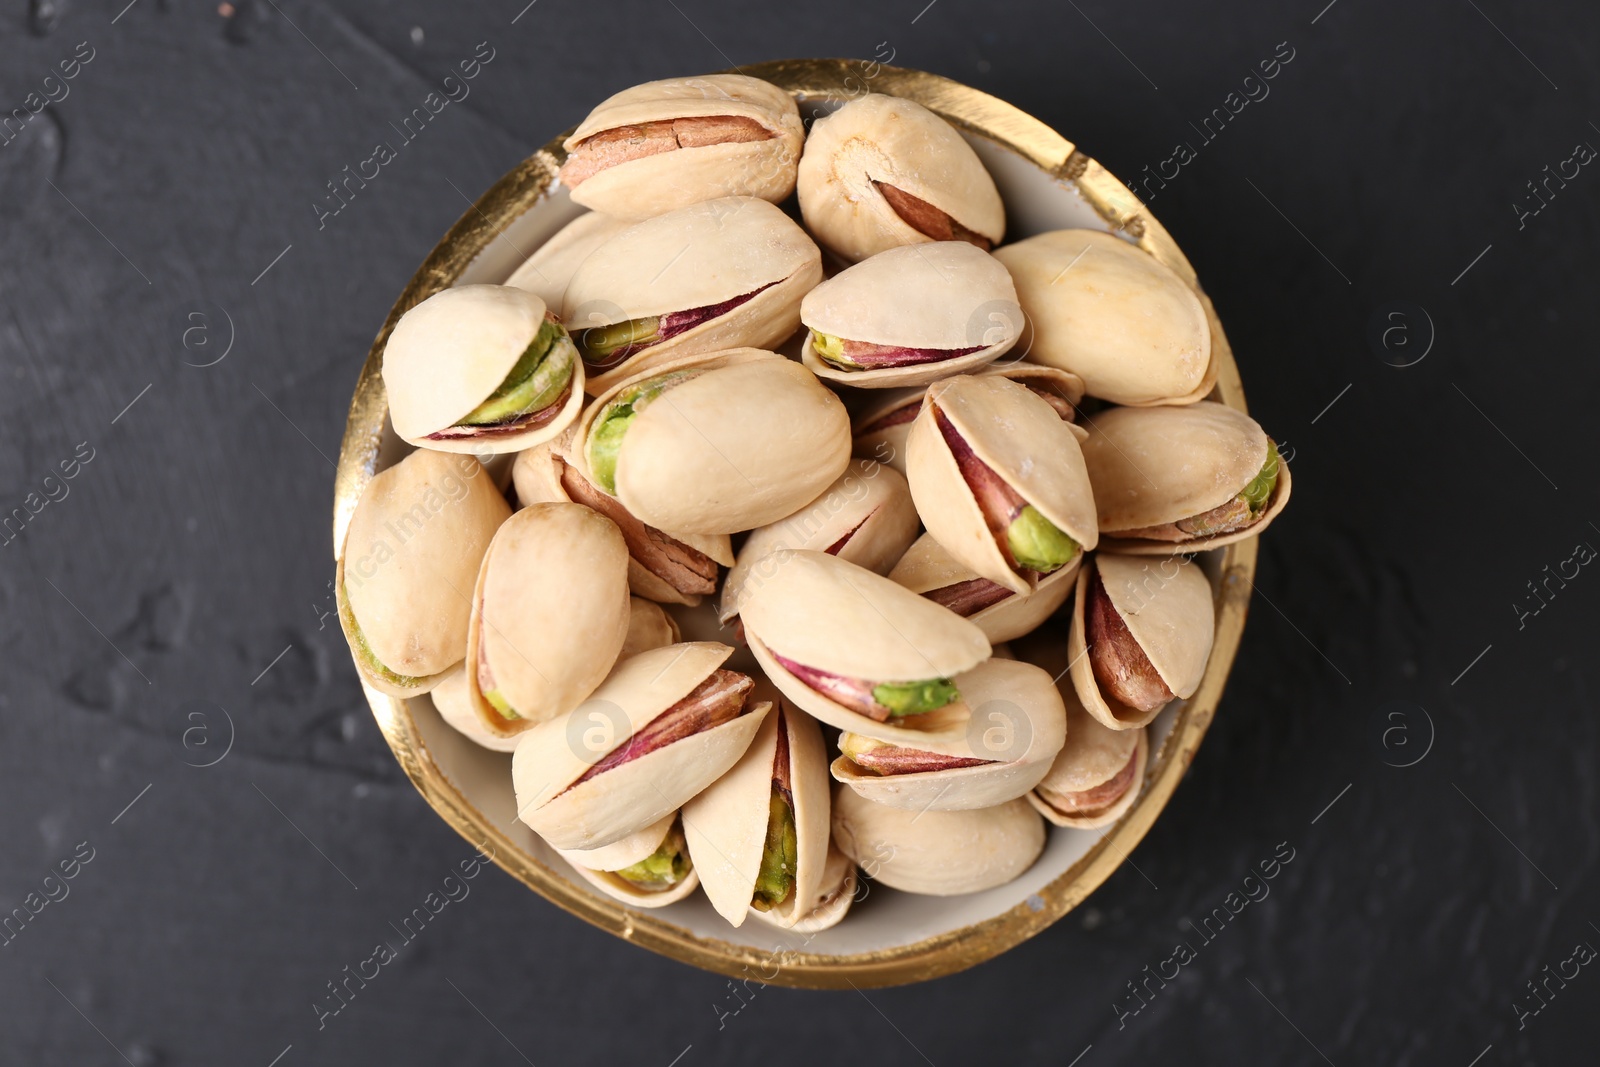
[332,59,1255,988]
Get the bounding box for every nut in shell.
[887,532,1078,645]
[553,814,701,908]
[505,212,630,311]
[832,787,1045,896]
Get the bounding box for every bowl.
[332,59,1255,988]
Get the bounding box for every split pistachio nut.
[832,657,1066,811]
[851,363,1087,476]
[505,212,630,311]
[554,813,700,908]
[621,596,681,657]
[430,663,518,753]
[682,700,831,928]
[569,348,852,536]
[1029,684,1149,830]
[994,229,1213,405]
[718,458,920,624]
[755,842,857,934]
[832,788,1045,896]
[336,448,511,698]
[739,550,991,745]
[1068,553,1215,731]
[1080,402,1291,554]
[797,93,1004,263]
[888,531,1076,644]
[513,642,771,850]
[464,502,632,738]
[382,284,584,454]
[906,374,1098,596]
[800,242,1021,388]
[562,197,823,394]
[558,74,804,221]
[512,436,733,607]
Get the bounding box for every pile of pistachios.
[338,73,1292,931]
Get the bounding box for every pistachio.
[621,596,680,657]
[553,814,701,908]
[505,212,630,311]
[831,789,1045,896]
[430,663,518,753]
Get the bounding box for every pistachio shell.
[430,663,518,753]
[740,550,991,745]
[831,788,1045,896]
[570,348,852,536]
[1081,402,1292,553]
[622,596,681,657]
[1029,721,1149,831]
[797,94,1004,263]
[719,458,920,623]
[511,435,734,606]
[338,449,511,696]
[831,658,1067,811]
[682,702,830,928]
[1068,553,1215,730]
[382,284,585,453]
[905,375,1098,595]
[513,642,771,850]
[560,74,803,220]
[554,815,701,909]
[994,230,1213,405]
[887,532,1077,645]
[464,503,631,737]
[800,242,1020,388]
[562,197,823,394]
[505,212,630,310]
[750,843,856,933]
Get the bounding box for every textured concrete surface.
[2,0,1596,1063]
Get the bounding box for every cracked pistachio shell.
[905,374,1099,595]
[431,663,517,753]
[850,363,1087,476]
[570,348,852,536]
[831,657,1067,811]
[337,449,511,697]
[463,503,631,738]
[832,788,1045,896]
[1081,402,1293,553]
[561,74,804,220]
[511,434,734,606]
[1029,698,1149,830]
[553,814,701,909]
[751,843,856,933]
[562,197,823,394]
[887,532,1078,644]
[994,229,1213,406]
[1068,553,1215,731]
[718,458,920,623]
[505,212,630,311]
[682,702,830,928]
[800,242,1021,388]
[740,550,991,745]
[513,642,771,850]
[797,94,1004,262]
[382,284,585,454]
[622,597,680,657]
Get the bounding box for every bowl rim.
[332,58,1256,989]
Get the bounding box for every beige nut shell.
[338,449,511,696]
[1029,709,1149,831]
[831,788,1045,896]
[505,212,630,311]
[562,197,823,394]
[994,229,1213,406]
[571,348,852,537]
[1082,402,1292,553]
[464,503,631,737]
[800,242,1021,388]
[561,74,804,220]
[682,703,830,928]
[905,375,1099,595]
[831,657,1067,811]
[381,284,584,453]
[511,436,734,606]
[719,458,920,623]
[887,532,1077,644]
[740,550,991,745]
[513,642,770,850]
[554,814,701,909]
[622,597,681,657]
[797,94,1004,263]
[1068,554,1216,731]
[430,663,517,753]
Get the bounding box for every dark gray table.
[3,0,1595,1063]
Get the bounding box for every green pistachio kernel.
[614,835,691,889]
[577,316,661,366]
[339,581,424,689]
[482,688,520,721]
[812,331,859,370]
[872,678,960,717]
[750,791,798,911]
[1239,440,1280,515]
[457,322,574,426]
[586,371,694,494]
[1006,505,1079,573]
